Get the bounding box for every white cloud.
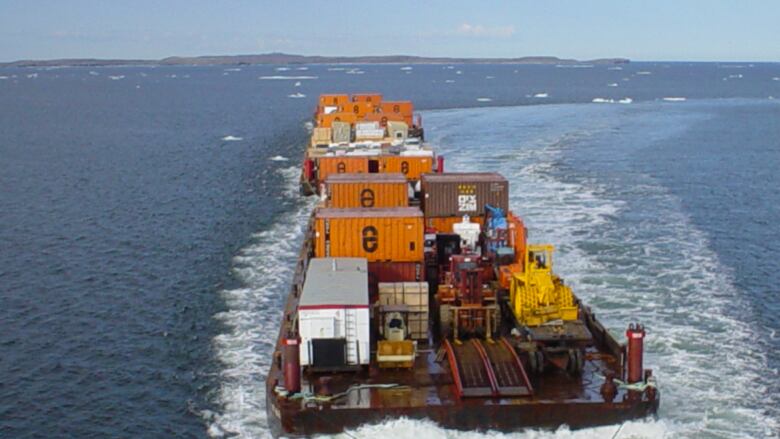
[456,23,516,38]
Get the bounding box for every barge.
[266,94,659,436]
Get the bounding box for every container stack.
[421,173,509,233]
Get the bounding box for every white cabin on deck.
[298,258,370,369]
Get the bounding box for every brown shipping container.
[326,173,408,208]
[421,172,509,217]
[425,215,484,233]
[381,156,433,180]
[314,207,424,262]
[317,157,368,181]
[368,261,424,284]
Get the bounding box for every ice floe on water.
[592,97,632,104]
[221,135,243,141]
[258,75,318,80]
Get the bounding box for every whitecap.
[444,79,455,83]
[773,77,779,81]
[327,67,345,71]
[485,75,494,79]
[224,68,242,72]
[400,66,413,71]
[108,75,125,80]
[636,71,652,75]
[607,83,619,87]
[295,67,308,71]
[287,93,306,98]
[476,97,492,102]
[455,70,462,75]
[221,135,243,141]
[269,155,289,161]
[618,97,633,104]
[258,75,318,80]
[662,97,687,102]
[293,81,301,87]
[0,76,8,80]
[89,71,100,76]
[608,66,623,70]
[533,93,548,98]
[26,73,38,78]
[275,67,290,71]
[592,97,614,103]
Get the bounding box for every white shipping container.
[355,121,380,131]
[299,258,370,367]
[355,129,385,140]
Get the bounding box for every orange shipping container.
[364,112,413,126]
[339,101,377,118]
[316,157,369,181]
[380,155,433,180]
[381,101,414,117]
[319,94,350,107]
[424,216,484,233]
[352,93,383,104]
[326,173,408,208]
[318,112,358,128]
[314,207,424,262]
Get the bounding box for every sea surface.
[1,62,779,438]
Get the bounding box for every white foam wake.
[415,106,778,439]
[208,166,316,438]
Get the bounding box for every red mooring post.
[626,323,645,383]
[283,337,301,393]
[436,155,445,173]
[303,158,314,181]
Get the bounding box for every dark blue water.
[1,62,778,438]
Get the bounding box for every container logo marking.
[362,226,378,253]
[360,189,375,207]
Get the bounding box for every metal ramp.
[444,337,533,398]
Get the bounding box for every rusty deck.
[264,217,659,437]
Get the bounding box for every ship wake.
[208,166,316,438]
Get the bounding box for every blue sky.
[0,0,778,62]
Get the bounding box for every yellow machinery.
[509,244,578,327]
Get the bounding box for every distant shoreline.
[0,52,630,68]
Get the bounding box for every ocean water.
[1,62,778,438]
